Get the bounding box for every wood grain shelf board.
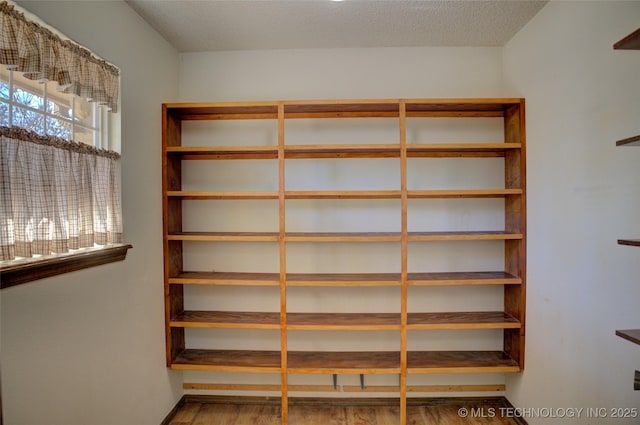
[408,189,522,198]
[168,272,280,286]
[407,143,521,158]
[285,144,400,158]
[407,351,520,373]
[165,99,523,120]
[407,312,520,330]
[165,102,279,120]
[167,232,279,242]
[614,28,640,50]
[171,349,282,372]
[407,271,521,286]
[341,384,506,393]
[285,190,401,199]
[287,351,401,374]
[167,191,279,200]
[171,311,280,329]
[283,100,400,119]
[616,329,640,346]
[405,99,523,117]
[286,273,401,287]
[287,313,401,330]
[285,232,402,242]
[615,135,640,147]
[183,383,339,392]
[618,239,640,247]
[166,146,279,160]
[407,231,523,241]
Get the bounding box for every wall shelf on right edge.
[614,31,640,351]
[614,28,640,50]
[616,330,640,347]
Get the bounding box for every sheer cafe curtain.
[0,127,123,261]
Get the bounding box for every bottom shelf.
[170,349,520,373]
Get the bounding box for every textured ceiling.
[126,0,547,52]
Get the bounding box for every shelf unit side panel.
[502,101,526,370]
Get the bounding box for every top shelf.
[614,28,640,50]
[164,98,524,120]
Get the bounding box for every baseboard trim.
[159,396,187,425]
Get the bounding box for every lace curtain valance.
[0,1,119,112]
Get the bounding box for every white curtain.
[0,127,122,261]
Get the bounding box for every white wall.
[504,2,640,423]
[2,1,181,424]
[180,46,504,101]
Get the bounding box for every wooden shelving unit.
[614,32,640,350]
[162,98,527,424]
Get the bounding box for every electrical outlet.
[635,370,639,391]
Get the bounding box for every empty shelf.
[171,349,282,372]
[407,351,520,373]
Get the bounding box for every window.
[0,67,108,149]
[0,1,130,288]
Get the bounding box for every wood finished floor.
[167,398,524,425]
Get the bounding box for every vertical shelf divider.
[399,100,408,425]
[503,101,526,368]
[278,103,288,424]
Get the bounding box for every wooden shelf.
[171,311,280,329]
[408,189,522,198]
[163,98,526,424]
[287,313,400,330]
[166,145,278,160]
[171,349,519,374]
[167,232,279,242]
[407,143,521,158]
[615,135,640,147]
[614,28,640,50]
[407,271,521,286]
[287,351,401,374]
[167,190,521,200]
[164,102,279,120]
[170,311,519,331]
[171,349,281,372]
[285,232,401,242]
[285,190,401,200]
[407,312,520,330]
[618,239,640,247]
[285,144,400,158]
[407,231,522,241]
[167,191,279,200]
[168,271,521,287]
[166,231,519,243]
[407,351,520,373]
[168,272,280,286]
[286,273,401,287]
[616,329,640,346]
[166,143,522,160]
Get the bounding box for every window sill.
[0,244,132,289]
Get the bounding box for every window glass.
[13,106,44,134]
[12,73,43,111]
[46,115,72,140]
[0,67,9,99]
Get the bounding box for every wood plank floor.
[166,397,526,425]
